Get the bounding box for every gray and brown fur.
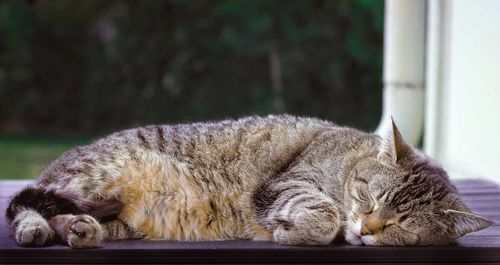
[6,115,493,248]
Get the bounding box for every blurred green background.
[0,0,384,179]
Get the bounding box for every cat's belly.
[123,189,247,240]
[102,153,271,241]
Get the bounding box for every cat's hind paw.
[14,210,54,247]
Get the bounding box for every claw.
[33,228,40,239]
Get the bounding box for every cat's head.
[344,119,493,246]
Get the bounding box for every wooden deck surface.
[1,179,500,264]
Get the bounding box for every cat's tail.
[5,185,123,225]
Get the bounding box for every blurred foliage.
[0,135,88,179]
[0,0,384,137]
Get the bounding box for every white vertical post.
[375,0,426,146]
[424,0,448,158]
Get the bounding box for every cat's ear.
[378,117,412,163]
[444,209,493,238]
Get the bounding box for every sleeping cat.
[6,115,492,248]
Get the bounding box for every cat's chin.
[344,218,364,245]
[344,231,381,246]
[344,230,363,246]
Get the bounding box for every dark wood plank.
[454,178,498,186]
[462,194,500,202]
[3,242,500,264]
[459,189,500,195]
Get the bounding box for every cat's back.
[37,115,332,194]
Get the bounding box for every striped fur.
[6,115,492,247]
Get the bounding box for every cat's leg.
[49,215,143,248]
[102,219,143,241]
[49,214,104,248]
[7,185,124,247]
[255,180,341,245]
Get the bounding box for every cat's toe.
[273,225,296,245]
[273,225,334,245]
[273,225,314,245]
[66,215,104,248]
[15,218,54,247]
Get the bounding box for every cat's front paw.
[273,213,338,245]
[66,215,104,248]
[14,212,54,247]
[273,224,304,245]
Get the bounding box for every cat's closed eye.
[363,205,374,215]
[383,219,398,228]
[352,187,371,202]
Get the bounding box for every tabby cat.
[6,115,492,248]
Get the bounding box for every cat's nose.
[361,219,384,236]
[361,222,372,235]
